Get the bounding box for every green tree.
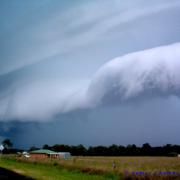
[42,144,51,150]
[2,139,13,149]
[142,143,152,155]
[29,146,39,151]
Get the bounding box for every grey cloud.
[1,43,180,122]
[7,96,180,148]
[87,43,180,106]
[1,0,180,148]
[1,0,180,75]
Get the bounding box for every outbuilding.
[58,152,71,159]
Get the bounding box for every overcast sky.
[0,0,180,148]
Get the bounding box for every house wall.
[51,154,59,158]
[30,153,59,158]
[30,153,48,158]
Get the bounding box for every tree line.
[34,143,180,156]
[1,139,180,156]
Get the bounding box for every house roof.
[30,149,57,154]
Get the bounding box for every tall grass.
[1,155,180,180]
[0,155,118,180]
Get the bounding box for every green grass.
[0,156,118,180]
[64,156,180,173]
[1,155,180,180]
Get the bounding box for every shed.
[58,152,71,159]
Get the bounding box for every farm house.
[30,149,71,159]
[30,149,59,158]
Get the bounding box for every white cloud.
[0,42,180,122]
[1,0,180,75]
[0,79,89,121]
[87,42,180,105]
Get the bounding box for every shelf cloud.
[87,42,180,106]
[0,42,179,122]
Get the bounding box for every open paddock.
[1,155,180,179]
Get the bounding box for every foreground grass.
[1,155,180,180]
[64,156,180,173]
[0,156,118,180]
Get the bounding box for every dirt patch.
[13,168,25,174]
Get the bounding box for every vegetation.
[2,138,180,157]
[1,155,180,180]
[40,143,180,157]
[1,139,180,179]
[0,156,118,180]
[2,139,13,149]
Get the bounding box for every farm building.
[30,149,71,159]
[58,152,71,158]
[30,149,59,158]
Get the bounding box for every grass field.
[0,155,180,179]
[0,156,118,180]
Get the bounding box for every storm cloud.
[87,42,180,106]
[1,0,180,147]
[0,42,180,121]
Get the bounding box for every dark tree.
[27,142,180,156]
[2,139,13,149]
[70,145,87,156]
[126,144,138,156]
[108,144,119,156]
[29,146,39,151]
[42,144,51,150]
[142,143,152,155]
